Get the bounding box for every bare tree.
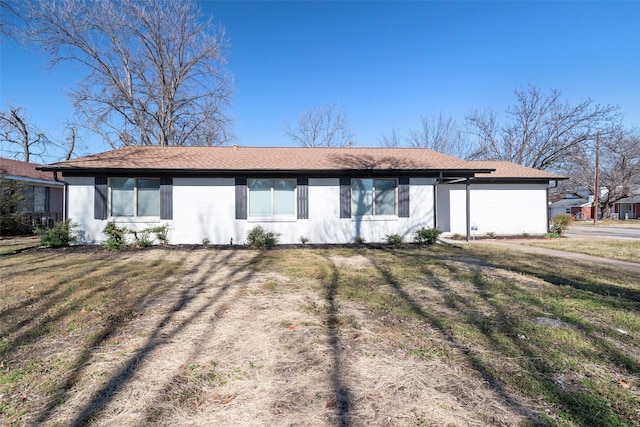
[466,85,620,170]
[0,105,49,162]
[284,104,354,147]
[406,113,473,158]
[65,127,75,160]
[0,1,20,38]
[569,129,640,217]
[11,0,233,148]
[378,127,402,148]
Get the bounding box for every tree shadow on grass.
[381,248,639,426]
[320,259,353,427]
[463,247,640,306]
[0,251,170,360]
[10,249,262,425]
[59,250,264,426]
[138,250,268,423]
[367,253,543,425]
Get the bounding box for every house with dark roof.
[39,146,564,244]
[613,195,640,220]
[549,197,594,220]
[1,157,65,228]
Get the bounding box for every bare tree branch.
[466,85,621,171]
[0,105,50,162]
[65,127,75,160]
[378,127,402,148]
[11,0,233,148]
[284,104,354,147]
[406,113,473,158]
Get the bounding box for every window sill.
[352,215,399,221]
[109,217,162,223]
[248,217,297,223]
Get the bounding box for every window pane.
[374,179,396,215]
[249,179,272,216]
[33,187,47,213]
[112,178,134,216]
[22,186,35,212]
[352,179,373,216]
[273,180,295,215]
[137,179,160,216]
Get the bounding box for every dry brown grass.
[0,235,39,255]
[575,219,640,229]
[525,238,640,264]
[1,245,638,426]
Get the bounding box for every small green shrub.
[299,235,309,244]
[385,234,404,247]
[246,226,280,249]
[149,224,170,245]
[486,231,497,238]
[452,233,462,240]
[102,221,128,250]
[201,238,211,246]
[37,220,76,248]
[544,232,562,238]
[413,227,442,245]
[550,213,573,236]
[131,229,153,247]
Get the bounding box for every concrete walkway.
[447,239,640,274]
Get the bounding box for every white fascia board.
[3,175,64,187]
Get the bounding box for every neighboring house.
[0,157,65,227]
[549,197,593,220]
[39,146,564,245]
[613,196,640,220]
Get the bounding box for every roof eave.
[38,166,496,177]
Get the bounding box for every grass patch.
[258,245,640,426]
[526,239,640,264]
[576,219,640,229]
[0,236,39,255]
[1,245,639,426]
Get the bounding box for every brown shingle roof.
[41,146,563,180]
[0,157,58,182]
[469,161,566,180]
[42,146,480,172]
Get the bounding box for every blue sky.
[1,1,639,162]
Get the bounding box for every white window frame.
[351,178,398,217]
[247,178,297,220]
[109,178,160,218]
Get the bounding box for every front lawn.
[1,245,638,426]
[525,239,640,264]
[0,236,39,255]
[575,219,640,229]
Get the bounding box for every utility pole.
[593,131,600,224]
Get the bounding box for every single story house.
[1,157,65,227]
[549,197,593,221]
[39,146,564,245]
[613,196,640,220]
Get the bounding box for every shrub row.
[102,222,170,250]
